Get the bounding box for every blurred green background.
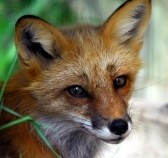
[0,0,78,81]
[0,0,126,81]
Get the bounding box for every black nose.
[109,119,128,135]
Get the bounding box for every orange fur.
[0,0,151,157]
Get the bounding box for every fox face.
[14,0,151,156]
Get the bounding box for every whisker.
[134,79,168,92]
[39,116,92,135]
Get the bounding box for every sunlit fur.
[0,0,151,158]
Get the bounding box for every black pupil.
[68,86,87,98]
[114,76,126,88]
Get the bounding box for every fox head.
[15,0,151,145]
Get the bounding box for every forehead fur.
[63,25,141,73]
[41,25,142,90]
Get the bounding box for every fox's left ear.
[15,15,70,79]
[101,0,151,50]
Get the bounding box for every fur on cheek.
[37,115,102,158]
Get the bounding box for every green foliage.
[0,0,78,81]
[0,0,78,157]
[0,106,61,158]
[0,55,61,157]
[0,0,123,157]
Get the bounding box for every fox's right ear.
[15,15,69,78]
[101,0,151,51]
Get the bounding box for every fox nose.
[109,119,128,135]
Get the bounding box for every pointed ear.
[15,15,68,78]
[101,0,151,49]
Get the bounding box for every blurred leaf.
[32,121,62,158]
[2,105,22,118]
[0,116,33,131]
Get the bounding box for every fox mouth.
[102,137,125,144]
[69,113,132,144]
[84,128,127,144]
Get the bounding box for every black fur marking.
[16,15,48,27]
[125,26,137,37]
[22,29,54,60]
[17,15,62,60]
[91,114,107,130]
[132,5,145,20]
[0,136,17,157]
[113,0,147,17]
[105,1,145,38]
[125,6,145,37]
[61,131,101,158]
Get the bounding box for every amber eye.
[113,75,127,89]
[67,85,88,98]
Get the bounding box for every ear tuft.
[123,5,146,38]
[16,15,43,27]
[132,5,145,20]
[15,15,66,69]
[101,0,151,46]
[21,26,54,60]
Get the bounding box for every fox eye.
[67,85,88,98]
[113,75,127,89]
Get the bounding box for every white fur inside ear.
[117,5,145,41]
[32,32,53,55]
[117,17,140,41]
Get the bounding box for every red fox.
[0,0,151,157]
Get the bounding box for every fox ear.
[15,15,68,77]
[102,0,151,48]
